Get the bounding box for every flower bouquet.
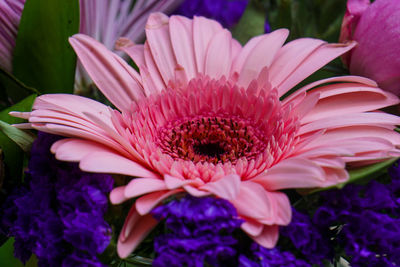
[0,0,399,266]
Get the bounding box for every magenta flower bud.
[340,0,400,95]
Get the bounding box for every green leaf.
[232,1,267,44]
[0,238,37,267]
[0,95,36,191]
[346,158,398,185]
[0,238,24,267]
[310,158,398,194]
[0,121,35,152]
[12,0,79,94]
[0,68,39,108]
[267,0,346,42]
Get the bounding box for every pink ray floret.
[12,13,400,258]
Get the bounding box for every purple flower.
[175,0,248,28]
[151,195,243,267]
[151,194,311,266]
[312,164,400,266]
[280,208,332,264]
[239,243,310,267]
[0,132,113,266]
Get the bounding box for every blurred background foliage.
[233,0,347,44]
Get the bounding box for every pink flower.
[0,0,25,72]
[340,0,400,95]
[13,13,400,258]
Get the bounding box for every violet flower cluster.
[151,195,309,267]
[0,132,113,267]
[280,208,332,265]
[277,161,400,267]
[239,244,310,267]
[313,167,400,267]
[175,0,248,28]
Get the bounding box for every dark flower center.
[157,116,267,164]
[193,142,227,160]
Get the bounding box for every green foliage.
[232,1,267,44]
[0,94,36,207]
[12,0,79,94]
[0,121,35,152]
[265,0,347,42]
[0,238,37,267]
[0,68,39,110]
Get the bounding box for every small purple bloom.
[152,195,243,267]
[0,132,113,266]
[175,0,248,28]
[152,194,311,266]
[280,208,332,264]
[264,16,271,33]
[239,243,310,267]
[312,163,400,266]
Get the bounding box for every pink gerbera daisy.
[12,13,400,258]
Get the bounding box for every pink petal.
[79,150,159,178]
[117,205,158,258]
[169,15,197,80]
[269,38,325,96]
[267,191,292,225]
[231,181,272,221]
[124,178,167,199]
[200,174,241,200]
[135,189,182,215]
[183,185,212,197]
[284,75,378,103]
[193,16,223,73]
[326,137,394,154]
[317,126,400,146]
[110,186,128,204]
[204,29,232,79]
[271,40,356,97]
[69,34,145,112]
[237,29,289,88]
[248,225,279,249]
[82,111,146,163]
[231,35,265,75]
[291,91,320,119]
[51,138,113,162]
[298,112,400,135]
[143,42,166,91]
[252,158,326,190]
[241,219,263,236]
[145,13,177,85]
[30,123,129,157]
[301,84,399,123]
[115,37,145,70]
[164,174,195,189]
[320,166,349,185]
[33,94,111,118]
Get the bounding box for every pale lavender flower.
[0,0,182,90]
[0,0,25,72]
[75,0,183,93]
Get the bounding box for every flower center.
[157,116,267,165]
[118,76,300,180]
[193,143,225,159]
